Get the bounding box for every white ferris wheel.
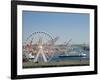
[23,32,55,62]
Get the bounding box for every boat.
[59,54,86,57]
[59,51,87,57]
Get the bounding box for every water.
[51,56,89,62]
[51,46,90,62]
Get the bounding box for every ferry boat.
[59,51,87,57]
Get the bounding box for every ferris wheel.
[23,32,55,62]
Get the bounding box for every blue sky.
[22,11,90,44]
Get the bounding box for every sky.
[22,11,90,44]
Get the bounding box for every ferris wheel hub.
[38,45,43,49]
